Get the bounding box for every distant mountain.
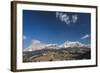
[24,40,90,52]
[63,41,90,48]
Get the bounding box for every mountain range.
[24,41,90,52]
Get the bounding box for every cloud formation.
[23,35,27,40]
[56,12,78,25]
[72,14,78,23]
[31,39,41,44]
[81,34,89,39]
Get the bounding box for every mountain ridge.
[24,40,90,52]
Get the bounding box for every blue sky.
[23,10,91,48]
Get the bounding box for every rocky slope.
[23,41,91,62]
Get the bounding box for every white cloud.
[72,14,78,23]
[81,34,89,39]
[61,14,71,24]
[56,12,59,18]
[24,39,46,51]
[31,39,41,44]
[56,12,78,25]
[23,35,27,40]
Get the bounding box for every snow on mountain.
[63,41,88,48]
[24,40,90,52]
[45,44,60,49]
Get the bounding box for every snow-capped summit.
[63,41,88,48]
[23,40,90,52]
[45,44,60,49]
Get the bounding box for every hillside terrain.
[23,47,90,62]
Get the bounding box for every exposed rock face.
[23,41,91,62]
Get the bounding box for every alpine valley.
[23,41,91,62]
